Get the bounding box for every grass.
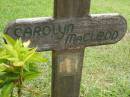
[81,36,130,97]
[0,0,53,32]
[91,0,130,31]
[0,0,130,97]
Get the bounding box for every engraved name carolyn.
[13,23,74,40]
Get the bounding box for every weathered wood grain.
[5,14,127,51]
[52,0,90,97]
[54,0,91,18]
[3,0,127,97]
[52,49,84,97]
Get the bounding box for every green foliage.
[1,82,14,97]
[0,34,47,97]
[0,0,129,97]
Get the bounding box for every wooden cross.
[4,0,127,97]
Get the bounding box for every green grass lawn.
[0,0,130,97]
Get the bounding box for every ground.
[0,0,130,97]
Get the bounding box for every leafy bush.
[0,34,47,97]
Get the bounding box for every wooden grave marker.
[5,14,127,51]
[4,0,127,97]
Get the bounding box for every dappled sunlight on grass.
[81,35,130,97]
[0,0,130,96]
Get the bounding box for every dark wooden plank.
[5,14,127,51]
[52,0,90,97]
[52,49,84,97]
[54,0,91,18]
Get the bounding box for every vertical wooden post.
[52,50,85,97]
[52,0,91,97]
